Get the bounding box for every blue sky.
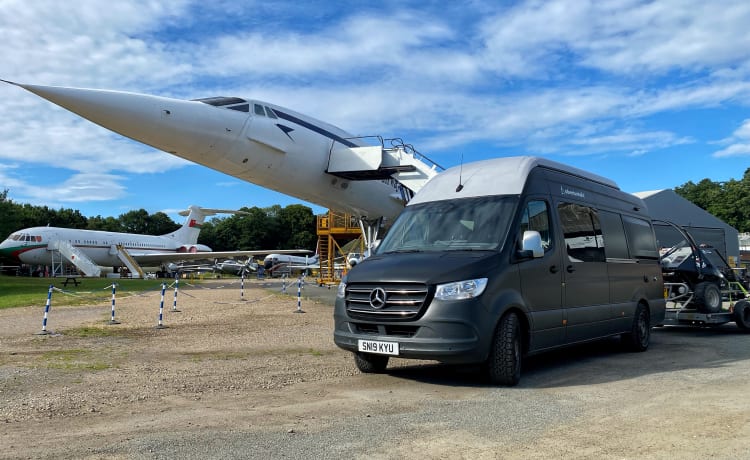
[1,0,749,223]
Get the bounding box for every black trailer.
[658,220,750,330]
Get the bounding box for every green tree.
[87,215,122,231]
[278,204,316,249]
[149,212,180,235]
[674,167,750,232]
[49,208,88,229]
[0,189,21,240]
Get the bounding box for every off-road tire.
[487,311,522,386]
[733,300,750,331]
[694,282,722,313]
[354,352,389,373]
[622,303,650,352]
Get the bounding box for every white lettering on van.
[560,186,585,198]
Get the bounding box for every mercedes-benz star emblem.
[369,287,387,309]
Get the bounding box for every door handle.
[566,265,575,273]
[549,265,559,274]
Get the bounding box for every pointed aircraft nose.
[0,237,17,259]
[5,81,251,166]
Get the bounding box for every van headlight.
[435,278,488,300]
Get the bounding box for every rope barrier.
[29,276,323,332]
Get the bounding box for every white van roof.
[408,156,619,205]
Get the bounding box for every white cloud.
[713,119,750,157]
[2,0,750,212]
[1,0,193,88]
[0,171,127,209]
[477,0,750,76]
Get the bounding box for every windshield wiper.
[382,249,424,254]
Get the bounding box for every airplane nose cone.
[0,239,16,258]
[12,82,249,164]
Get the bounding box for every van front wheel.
[354,352,389,373]
[622,303,650,352]
[487,311,522,386]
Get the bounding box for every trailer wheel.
[694,282,722,313]
[622,303,650,352]
[354,352,389,373]
[733,300,750,331]
[486,311,522,386]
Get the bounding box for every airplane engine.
[177,244,212,253]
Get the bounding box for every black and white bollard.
[281,274,288,294]
[171,277,181,312]
[240,270,246,301]
[108,283,120,325]
[36,284,54,335]
[155,282,168,329]
[294,276,305,314]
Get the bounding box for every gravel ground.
[1,277,749,459]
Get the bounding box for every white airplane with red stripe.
[0,205,306,271]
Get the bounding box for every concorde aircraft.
[2,80,442,249]
[0,205,308,277]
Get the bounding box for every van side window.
[598,210,630,259]
[558,203,605,262]
[623,216,659,259]
[520,200,552,251]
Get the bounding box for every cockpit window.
[265,106,278,119]
[254,104,266,116]
[193,97,249,112]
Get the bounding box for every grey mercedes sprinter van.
[333,156,666,386]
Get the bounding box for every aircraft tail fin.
[163,205,242,244]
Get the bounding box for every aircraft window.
[193,97,247,106]
[265,106,278,119]
[254,104,266,116]
[10,233,19,240]
[193,97,250,112]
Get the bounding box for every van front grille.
[345,283,430,321]
[354,323,419,337]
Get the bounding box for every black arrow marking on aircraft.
[276,124,295,140]
[270,108,357,148]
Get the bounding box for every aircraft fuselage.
[12,83,407,221]
[0,226,209,267]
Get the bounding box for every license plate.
[358,339,399,356]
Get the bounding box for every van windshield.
[377,196,518,253]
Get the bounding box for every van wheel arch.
[487,304,530,356]
[485,308,528,386]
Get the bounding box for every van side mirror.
[518,230,544,259]
[367,239,381,256]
